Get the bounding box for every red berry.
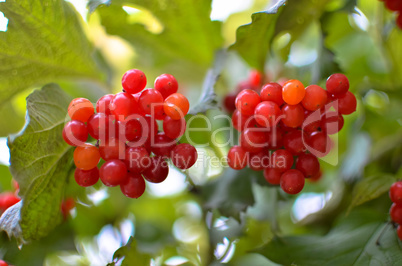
[154,73,178,99]
[74,143,100,170]
[249,70,263,87]
[171,143,198,169]
[326,73,349,95]
[302,110,322,133]
[163,116,186,139]
[267,127,284,149]
[123,118,143,141]
[61,197,75,219]
[397,225,402,241]
[99,137,126,160]
[139,88,164,115]
[260,83,284,106]
[122,69,147,94]
[100,159,128,187]
[280,169,305,194]
[254,101,281,127]
[296,153,320,178]
[125,146,150,173]
[272,149,294,172]
[385,0,402,11]
[0,260,8,266]
[302,85,328,111]
[68,98,94,123]
[240,128,268,153]
[164,93,190,120]
[223,93,237,113]
[96,94,114,115]
[235,89,261,116]
[142,156,169,183]
[282,80,305,105]
[227,146,248,170]
[320,112,344,135]
[283,130,307,155]
[0,192,20,211]
[62,120,88,146]
[390,181,402,205]
[120,172,146,198]
[390,203,402,224]
[336,91,357,115]
[281,104,304,128]
[397,12,402,29]
[74,167,99,187]
[87,113,119,140]
[264,168,282,185]
[306,131,332,157]
[110,92,136,121]
[309,169,323,182]
[151,132,177,157]
[232,110,250,131]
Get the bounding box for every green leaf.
[8,84,74,241]
[230,1,286,71]
[0,201,25,245]
[202,168,255,220]
[258,210,402,265]
[0,0,101,105]
[97,0,223,70]
[111,237,151,266]
[349,174,397,211]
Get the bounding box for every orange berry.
[164,93,189,120]
[68,98,94,123]
[73,143,100,170]
[282,80,305,105]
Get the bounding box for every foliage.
[0,0,401,265]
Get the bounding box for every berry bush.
[0,0,401,265]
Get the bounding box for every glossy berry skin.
[62,120,88,146]
[280,169,305,195]
[164,93,190,120]
[296,153,320,178]
[267,128,284,149]
[390,203,402,224]
[320,112,344,135]
[398,225,402,241]
[151,132,177,157]
[171,143,198,169]
[120,173,146,198]
[249,70,263,87]
[74,167,99,187]
[326,73,349,95]
[68,98,94,123]
[154,73,178,99]
[227,145,248,170]
[223,93,237,113]
[122,69,147,94]
[163,116,186,139]
[302,85,328,111]
[232,110,250,131]
[272,149,294,172]
[96,94,114,115]
[264,168,282,185]
[303,110,321,133]
[307,131,332,157]
[283,130,307,155]
[142,156,169,183]
[281,104,304,128]
[125,146,150,173]
[282,80,305,105]
[123,118,143,141]
[0,260,8,266]
[260,83,284,106]
[390,181,402,205]
[0,192,20,211]
[139,88,164,115]
[73,143,100,170]
[336,91,357,115]
[100,159,128,187]
[235,89,261,116]
[254,101,281,127]
[110,92,136,121]
[240,128,268,153]
[99,138,126,160]
[87,113,118,140]
[248,151,269,171]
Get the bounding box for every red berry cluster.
[227,73,357,194]
[389,181,402,240]
[380,0,402,29]
[0,180,20,214]
[62,69,197,199]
